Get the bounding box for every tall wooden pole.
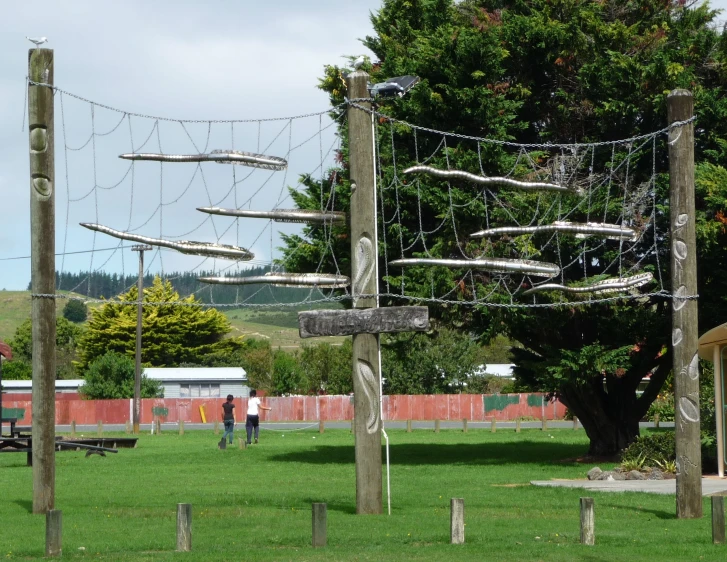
[347,70,382,514]
[28,48,56,514]
[668,89,702,519]
[131,245,150,434]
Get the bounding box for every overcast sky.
[0,1,383,291]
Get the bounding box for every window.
[179,384,220,398]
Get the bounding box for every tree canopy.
[81,351,163,400]
[280,0,727,454]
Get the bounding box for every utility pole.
[131,245,152,434]
[668,90,701,518]
[28,47,56,514]
[346,69,382,514]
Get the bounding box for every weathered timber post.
[654,413,660,429]
[406,419,412,433]
[347,69,382,515]
[668,90,702,519]
[434,419,440,433]
[515,419,521,433]
[312,503,327,547]
[70,421,76,438]
[97,421,103,437]
[45,509,62,557]
[573,417,579,430]
[462,418,468,433]
[580,497,595,545]
[29,47,56,514]
[131,245,151,434]
[491,419,496,433]
[213,420,219,435]
[319,420,325,434]
[179,420,184,436]
[450,498,464,544]
[176,503,192,551]
[712,496,726,544]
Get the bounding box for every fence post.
[580,497,595,545]
[406,419,412,433]
[125,420,131,434]
[491,419,497,433]
[97,421,103,438]
[713,496,725,544]
[573,417,579,430]
[654,413,660,429]
[312,503,327,547]
[462,418,468,433]
[450,498,464,544]
[542,417,548,431]
[515,419,521,433]
[70,421,76,438]
[45,509,62,557]
[179,420,184,436]
[156,418,161,434]
[213,420,219,435]
[319,420,325,434]
[176,503,192,552]
[434,419,440,433]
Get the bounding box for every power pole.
[28,48,56,514]
[131,245,152,434]
[668,89,702,518]
[346,70,382,514]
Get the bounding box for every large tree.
[280,0,727,455]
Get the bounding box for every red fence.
[1,393,566,425]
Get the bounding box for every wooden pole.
[573,417,579,430]
[125,420,131,434]
[462,418,468,433]
[654,413,660,429]
[435,419,440,433]
[668,90,702,519]
[179,420,184,436]
[312,503,327,547]
[97,421,103,438]
[515,419,521,433]
[131,245,150,434]
[450,498,465,544]
[713,496,726,544]
[70,421,76,438]
[176,503,192,551]
[319,420,325,434]
[580,497,595,545]
[29,47,56,515]
[406,419,412,433]
[491,419,497,433]
[45,509,62,557]
[213,420,219,435]
[347,69,382,515]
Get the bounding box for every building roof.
[471,364,515,378]
[1,379,84,390]
[142,367,247,382]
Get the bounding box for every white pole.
[715,344,724,478]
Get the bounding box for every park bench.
[1,408,26,437]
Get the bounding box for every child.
[221,394,235,445]
[246,389,271,445]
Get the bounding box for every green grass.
[0,428,719,561]
[0,291,75,342]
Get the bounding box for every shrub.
[621,432,675,468]
[646,394,675,422]
[81,351,163,399]
[62,299,88,323]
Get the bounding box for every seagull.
[26,36,48,48]
[352,55,365,70]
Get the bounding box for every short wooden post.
[176,503,192,552]
[654,413,660,429]
[319,420,325,434]
[491,419,497,433]
[156,419,161,434]
[462,418,468,433]
[124,420,131,434]
[350,419,354,434]
[712,496,726,544]
[450,498,464,544]
[573,417,579,430]
[580,497,595,545]
[70,421,76,438]
[406,419,412,433]
[179,420,184,436]
[239,438,246,449]
[312,503,327,547]
[45,509,62,557]
[213,420,219,435]
[434,419,440,433]
[97,421,103,437]
[515,419,521,433]
[542,417,548,431]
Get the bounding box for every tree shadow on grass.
[301,497,357,515]
[599,500,674,520]
[13,499,32,513]
[270,441,586,466]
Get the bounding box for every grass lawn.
[0,428,719,561]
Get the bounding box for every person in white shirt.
[245,389,271,444]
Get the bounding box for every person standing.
[246,390,271,445]
[221,394,235,446]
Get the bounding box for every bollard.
[713,496,726,544]
[580,497,595,545]
[214,420,219,435]
[450,498,464,544]
[179,420,184,436]
[312,503,327,547]
[156,419,162,434]
[462,418,468,433]
[573,417,579,430]
[124,420,131,435]
[434,419,440,433]
[491,419,497,433]
[70,421,76,438]
[542,417,548,431]
[319,420,325,434]
[46,509,62,557]
[515,419,521,433]
[406,419,412,433]
[97,421,103,438]
[176,503,192,552]
[350,419,354,434]
[654,413,660,429]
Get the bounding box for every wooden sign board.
[298,306,429,339]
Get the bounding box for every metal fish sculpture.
[197,207,346,225]
[403,165,567,192]
[389,257,560,277]
[79,223,253,260]
[522,272,653,296]
[119,150,287,171]
[198,272,350,288]
[471,221,637,242]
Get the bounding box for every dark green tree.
[62,299,88,323]
[280,0,727,454]
[81,351,163,399]
[9,316,84,379]
[299,341,353,395]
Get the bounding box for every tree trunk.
[559,376,641,457]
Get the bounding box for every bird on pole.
[26,36,48,48]
[352,55,365,70]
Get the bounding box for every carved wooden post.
[668,90,702,519]
[28,47,56,514]
[347,69,382,515]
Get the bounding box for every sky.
[0,0,383,291]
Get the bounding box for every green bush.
[621,432,675,467]
[646,394,675,422]
[81,351,163,399]
[1,360,32,380]
[62,299,88,323]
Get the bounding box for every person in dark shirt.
[221,394,235,445]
